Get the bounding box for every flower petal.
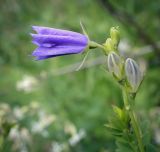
[32,26,84,38]
[35,54,69,60]
[31,34,88,46]
[32,45,85,57]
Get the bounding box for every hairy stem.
[122,88,145,152]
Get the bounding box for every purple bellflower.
[31,26,88,60]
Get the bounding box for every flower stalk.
[88,41,105,50]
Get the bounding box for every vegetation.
[0,0,160,151]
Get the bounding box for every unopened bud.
[125,58,143,93]
[104,38,114,53]
[110,26,120,49]
[108,52,123,80]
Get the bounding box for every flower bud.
[125,58,143,93]
[107,52,123,80]
[104,38,114,53]
[110,26,120,48]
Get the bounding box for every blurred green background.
[0,0,160,151]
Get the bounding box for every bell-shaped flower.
[125,58,143,93]
[31,26,88,60]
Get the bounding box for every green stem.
[89,41,105,49]
[122,88,145,152]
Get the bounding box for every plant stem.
[122,88,145,152]
[89,41,105,50]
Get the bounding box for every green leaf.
[105,124,123,137]
[116,141,135,152]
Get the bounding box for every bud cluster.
[106,27,143,94]
[107,53,143,93]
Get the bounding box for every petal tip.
[30,33,35,37]
[32,26,38,32]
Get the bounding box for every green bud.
[112,105,124,120]
[103,38,114,53]
[112,105,129,124]
[110,26,120,48]
[107,52,123,80]
[125,58,143,93]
